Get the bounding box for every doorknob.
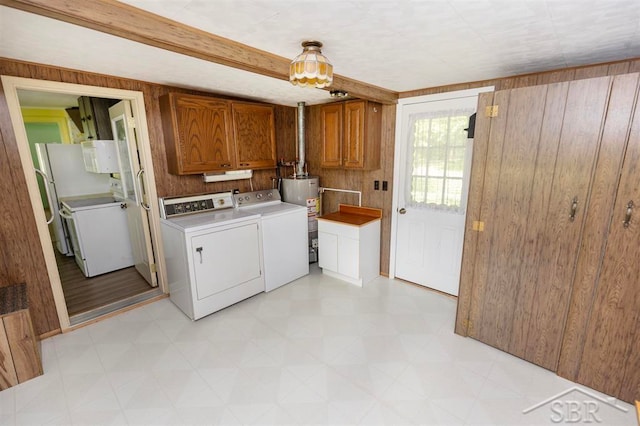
[623,200,634,228]
[399,208,407,214]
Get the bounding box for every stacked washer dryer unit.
[281,176,320,263]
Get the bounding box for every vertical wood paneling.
[0,325,18,389]
[507,82,570,361]
[274,105,297,162]
[0,58,290,335]
[469,86,547,351]
[574,64,610,80]
[535,69,576,85]
[0,81,60,336]
[557,73,640,380]
[576,84,640,401]
[2,56,640,337]
[518,78,611,370]
[455,92,494,335]
[3,311,42,383]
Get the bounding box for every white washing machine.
[159,191,264,320]
[234,189,309,292]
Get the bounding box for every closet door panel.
[558,73,640,380]
[507,82,569,360]
[577,93,640,402]
[455,92,495,336]
[468,86,548,351]
[515,77,611,370]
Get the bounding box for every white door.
[109,100,158,287]
[394,93,481,295]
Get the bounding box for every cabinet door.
[575,79,640,402]
[191,224,261,300]
[231,102,277,169]
[337,236,359,279]
[162,94,235,174]
[343,101,366,168]
[321,104,343,167]
[464,77,611,370]
[78,96,97,140]
[318,231,338,272]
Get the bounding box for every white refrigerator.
[35,143,112,256]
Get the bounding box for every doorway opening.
[2,76,166,330]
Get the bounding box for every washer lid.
[162,208,260,232]
[61,196,119,211]
[237,201,307,217]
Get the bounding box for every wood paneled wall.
[0,58,292,336]
[400,58,640,98]
[3,56,640,336]
[298,104,396,275]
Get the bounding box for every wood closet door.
[576,79,640,402]
[466,77,612,370]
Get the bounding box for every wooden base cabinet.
[320,100,381,170]
[456,72,640,403]
[317,206,382,286]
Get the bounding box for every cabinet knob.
[399,208,407,214]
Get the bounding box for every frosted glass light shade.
[289,41,333,88]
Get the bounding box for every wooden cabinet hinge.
[485,105,499,117]
[472,220,485,232]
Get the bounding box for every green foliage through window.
[408,111,472,211]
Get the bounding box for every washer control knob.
[256,193,263,199]
[267,192,273,198]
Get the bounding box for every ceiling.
[2,1,640,107]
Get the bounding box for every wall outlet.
[374,180,380,190]
[382,181,388,191]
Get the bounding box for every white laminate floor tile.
[2,265,637,425]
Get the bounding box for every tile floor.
[0,266,635,425]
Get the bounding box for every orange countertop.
[318,204,382,226]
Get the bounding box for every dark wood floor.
[56,251,152,317]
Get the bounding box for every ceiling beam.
[0,0,399,104]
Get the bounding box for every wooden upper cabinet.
[321,103,343,167]
[321,100,381,170]
[231,102,277,169]
[160,93,235,174]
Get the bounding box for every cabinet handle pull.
[623,200,634,228]
[569,196,578,222]
[221,163,231,168]
[196,247,203,263]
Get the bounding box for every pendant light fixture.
[289,41,333,88]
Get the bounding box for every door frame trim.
[1,75,167,331]
[389,87,494,280]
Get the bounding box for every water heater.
[282,176,320,263]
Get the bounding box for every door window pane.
[406,108,474,212]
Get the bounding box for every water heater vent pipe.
[296,101,306,177]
